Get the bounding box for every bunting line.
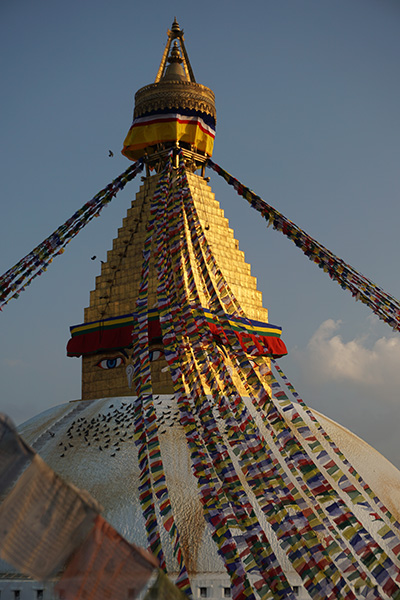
[173,168,296,600]
[0,159,144,309]
[178,160,358,600]
[207,159,400,334]
[153,158,257,600]
[178,153,400,599]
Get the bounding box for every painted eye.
[149,350,162,362]
[97,357,124,370]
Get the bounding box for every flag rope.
[0,159,144,309]
[207,159,400,334]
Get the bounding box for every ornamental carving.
[134,81,216,120]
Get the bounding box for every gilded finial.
[154,17,194,83]
[168,41,183,65]
[171,17,183,38]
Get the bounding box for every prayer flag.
[55,515,158,600]
[0,453,101,580]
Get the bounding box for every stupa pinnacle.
[122,18,216,171]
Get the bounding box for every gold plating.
[133,81,216,120]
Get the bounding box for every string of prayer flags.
[130,155,192,595]
[162,161,294,600]
[207,159,400,335]
[0,159,143,309]
[271,361,400,553]
[4,147,400,600]
[260,365,400,596]
[168,155,358,599]
[55,515,158,600]
[171,151,400,599]
[173,156,339,597]
[152,157,258,600]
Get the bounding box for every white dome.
[11,393,400,589]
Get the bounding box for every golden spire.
[74,20,269,400]
[154,18,196,83]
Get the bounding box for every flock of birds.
[54,397,184,458]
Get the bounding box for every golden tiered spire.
[80,172,270,399]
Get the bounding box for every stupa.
[2,18,400,600]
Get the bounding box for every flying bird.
[108,150,114,157]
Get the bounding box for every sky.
[1,0,400,467]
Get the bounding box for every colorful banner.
[67,307,286,358]
[122,108,215,160]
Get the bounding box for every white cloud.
[295,319,400,391]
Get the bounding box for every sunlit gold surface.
[133,80,216,121]
[82,172,270,400]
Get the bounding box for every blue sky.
[1,0,400,467]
